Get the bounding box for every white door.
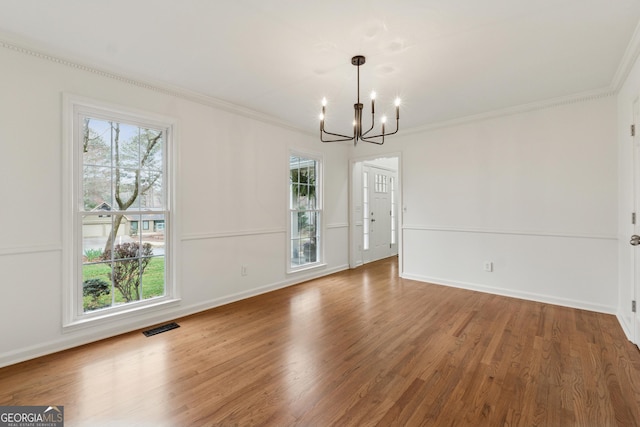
[363,166,395,263]
[632,97,640,347]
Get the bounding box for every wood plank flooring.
[2,257,640,426]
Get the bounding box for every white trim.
[349,152,403,272]
[286,262,328,275]
[0,244,61,256]
[181,228,286,241]
[327,223,349,229]
[350,151,404,165]
[62,93,178,130]
[401,273,617,315]
[361,162,397,173]
[61,92,75,330]
[612,19,640,91]
[629,95,640,346]
[174,264,347,314]
[617,312,635,342]
[62,298,181,334]
[401,89,616,135]
[0,36,306,135]
[402,225,617,241]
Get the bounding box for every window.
[64,96,176,327]
[375,173,388,193]
[363,171,370,251]
[390,176,396,245]
[289,154,322,270]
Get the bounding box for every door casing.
[349,153,402,270]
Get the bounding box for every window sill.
[63,297,181,334]
[287,262,327,275]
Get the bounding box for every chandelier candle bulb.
[320,98,326,128]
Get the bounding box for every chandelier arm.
[321,126,354,139]
[361,118,399,140]
[359,135,385,145]
[359,133,384,144]
[320,129,355,143]
[321,117,355,141]
[361,111,376,137]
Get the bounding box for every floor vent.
[143,322,180,337]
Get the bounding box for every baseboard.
[616,312,635,342]
[0,263,349,368]
[0,311,182,368]
[179,263,350,316]
[401,273,617,315]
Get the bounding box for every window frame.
[62,94,179,330]
[287,150,324,273]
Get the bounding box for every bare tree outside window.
[82,117,166,309]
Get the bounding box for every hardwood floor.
[2,257,640,426]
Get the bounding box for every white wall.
[0,43,349,367]
[353,96,619,313]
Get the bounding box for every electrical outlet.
[241,266,248,276]
[483,262,493,272]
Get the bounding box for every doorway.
[363,165,395,263]
[350,154,401,269]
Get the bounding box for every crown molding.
[611,19,640,92]
[0,29,627,138]
[401,88,616,136]
[0,33,308,135]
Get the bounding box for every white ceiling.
[1,0,640,135]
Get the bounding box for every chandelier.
[320,55,400,146]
